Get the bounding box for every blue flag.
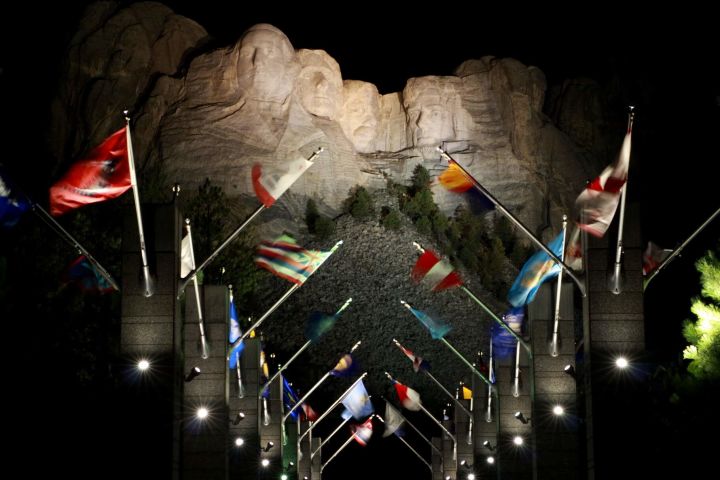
[507,232,564,307]
[409,307,451,339]
[341,379,374,420]
[283,377,301,421]
[228,293,245,369]
[491,307,524,359]
[63,255,114,294]
[0,169,30,229]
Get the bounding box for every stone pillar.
[431,437,444,480]
[496,355,532,478]
[229,338,260,478]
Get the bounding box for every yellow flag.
[462,386,473,400]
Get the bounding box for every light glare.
[196,407,209,419]
[553,405,565,416]
[615,357,629,369]
[513,435,524,446]
[137,359,150,371]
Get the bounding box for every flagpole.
[381,397,443,455]
[550,216,568,356]
[644,205,720,290]
[385,372,457,458]
[228,286,245,397]
[31,203,119,291]
[512,342,521,397]
[437,147,586,297]
[227,240,343,356]
[297,373,369,463]
[178,147,324,296]
[610,109,635,295]
[283,340,361,422]
[311,417,352,459]
[124,112,153,297]
[185,219,209,359]
[467,376,474,445]
[320,429,358,474]
[376,415,433,472]
[486,340,494,422]
[392,338,472,418]
[263,298,353,395]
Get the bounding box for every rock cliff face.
[50,1,606,235]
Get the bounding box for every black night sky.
[2,2,719,479]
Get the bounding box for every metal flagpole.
[227,240,343,357]
[381,397,442,455]
[385,372,457,459]
[487,339,494,422]
[376,415,433,472]
[311,417,352,459]
[178,147,324,295]
[263,298,353,395]
[320,428,359,474]
[550,216,568,357]
[392,338,472,418]
[610,109,635,295]
[284,340,362,422]
[31,203,119,290]
[297,373,368,468]
[185,219,208,359]
[124,112,153,297]
[467,376,474,445]
[513,342,521,397]
[437,147,585,297]
[644,205,720,290]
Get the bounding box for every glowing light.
[553,405,565,416]
[234,437,244,446]
[615,357,629,369]
[281,475,288,480]
[196,407,209,419]
[513,435,524,446]
[137,359,150,371]
[261,459,270,467]
[486,456,495,464]
[468,474,476,480]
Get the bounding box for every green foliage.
[305,198,320,231]
[415,216,432,235]
[314,216,336,239]
[410,164,431,191]
[682,249,720,379]
[381,207,401,230]
[344,186,375,219]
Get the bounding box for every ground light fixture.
[185,366,202,382]
[563,364,576,378]
[196,407,209,419]
[137,359,150,371]
[231,412,246,425]
[486,456,495,465]
[615,356,629,369]
[553,405,565,416]
[514,411,531,424]
[483,440,496,451]
[513,435,524,446]
[263,441,274,452]
[261,459,270,467]
[234,437,244,447]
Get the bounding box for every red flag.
[411,250,463,291]
[575,125,632,237]
[49,127,131,216]
[301,403,319,422]
[351,417,374,446]
[252,156,313,208]
[394,381,422,411]
[643,241,672,276]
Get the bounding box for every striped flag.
[351,417,374,446]
[255,235,332,284]
[507,232,564,307]
[252,156,314,208]
[393,380,422,411]
[575,124,632,237]
[396,341,430,372]
[411,249,463,291]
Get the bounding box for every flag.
[63,255,115,294]
[301,403,319,422]
[575,125,632,237]
[462,386,473,400]
[341,380,374,420]
[507,232,564,307]
[438,161,473,193]
[330,354,357,377]
[49,127,131,216]
[383,403,405,437]
[397,342,430,372]
[409,307,451,339]
[180,232,194,279]
[393,380,422,411]
[283,377,301,421]
[351,417,374,446]
[492,307,524,360]
[643,241,672,276]
[305,311,339,343]
[565,226,583,270]
[228,293,245,369]
[255,235,332,285]
[0,169,30,228]
[411,249,463,291]
[252,156,314,208]
[260,349,270,398]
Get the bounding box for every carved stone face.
[403,77,458,148]
[237,24,297,104]
[340,80,380,153]
[296,49,343,120]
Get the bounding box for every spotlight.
[263,441,274,452]
[234,437,244,447]
[513,435,524,446]
[553,405,565,416]
[288,462,295,467]
[486,456,495,465]
[137,359,150,371]
[185,366,202,382]
[231,412,246,425]
[460,459,473,471]
[563,364,577,378]
[196,407,209,419]
[261,459,270,467]
[615,356,629,369]
[281,475,288,480]
[483,440,496,451]
[445,476,452,480]
[468,474,476,480]
[514,411,530,424]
